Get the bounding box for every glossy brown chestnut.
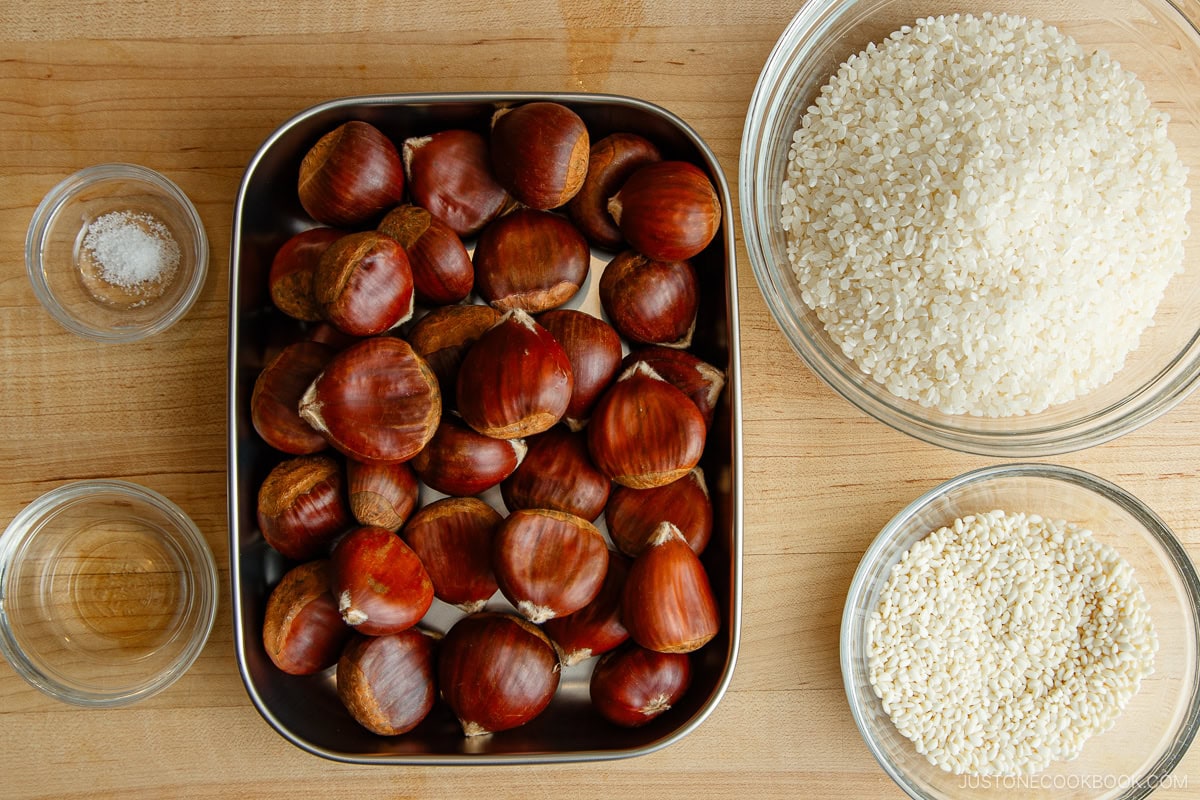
[251,341,334,455]
[589,645,692,727]
[537,309,622,430]
[346,459,419,531]
[493,508,609,624]
[599,250,699,349]
[337,628,435,736]
[456,309,574,440]
[406,304,502,406]
[438,612,560,736]
[623,346,725,429]
[401,497,502,613]
[377,205,473,305]
[566,132,662,251]
[262,559,352,675]
[542,551,629,666]
[500,426,610,521]
[587,362,706,489]
[607,160,721,261]
[331,525,434,636]
[298,120,405,227]
[313,231,414,337]
[410,415,527,497]
[473,208,590,313]
[490,102,589,210]
[256,454,351,560]
[268,227,343,321]
[299,336,441,464]
[402,129,511,237]
[622,521,720,654]
[605,467,712,556]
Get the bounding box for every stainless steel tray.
[228,92,743,764]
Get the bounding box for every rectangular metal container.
[228,92,743,764]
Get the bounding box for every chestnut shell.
[490,102,589,210]
[438,612,561,736]
[298,120,404,227]
[299,336,441,464]
[456,309,574,440]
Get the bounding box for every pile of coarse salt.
[82,210,180,289]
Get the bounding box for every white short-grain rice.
[781,13,1191,417]
[867,509,1158,776]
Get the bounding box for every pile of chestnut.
[251,101,727,739]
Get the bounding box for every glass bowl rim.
[24,162,210,344]
[839,462,1200,798]
[0,479,219,707]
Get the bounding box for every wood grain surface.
[1,2,1199,798]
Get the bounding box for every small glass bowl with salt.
[26,163,208,342]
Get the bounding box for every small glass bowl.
[741,0,1200,456]
[842,464,1200,799]
[26,163,209,343]
[0,481,219,707]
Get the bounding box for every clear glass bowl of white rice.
[741,0,1200,456]
[842,463,1200,799]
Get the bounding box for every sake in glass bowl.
[0,480,219,707]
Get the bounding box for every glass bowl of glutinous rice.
[842,463,1200,799]
[741,1,1200,456]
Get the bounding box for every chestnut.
[605,467,712,557]
[623,521,720,654]
[262,559,352,675]
[537,309,622,430]
[623,346,725,429]
[346,459,419,531]
[406,304,502,406]
[378,204,473,306]
[250,341,334,455]
[587,361,706,489]
[313,230,414,337]
[299,336,441,464]
[607,160,721,261]
[456,309,574,440]
[590,645,691,727]
[567,132,662,251]
[542,552,630,666]
[493,508,609,624]
[401,497,502,613]
[473,208,590,313]
[403,129,511,237]
[438,612,560,736]
[331,525,434,635]
[410,415,527,497]
[599,250,699,349]
[500,426,610,521]
[490,101,589,209]
[268,227,342,321]
[337,628,436,736]
[256,454,351,560]
[299,120,405,227]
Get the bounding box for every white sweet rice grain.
[780,13,1191,417]
[867,510,1158,776]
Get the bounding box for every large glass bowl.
[741,0,1200,456]
[842,464,1200,799]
